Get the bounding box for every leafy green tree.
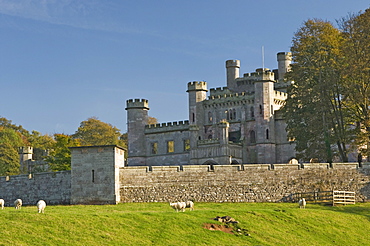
[45,134,80,171]
[72,117,125,146]
[339,9,370,158]
[0,142,20,175]
[283,19,350,162]
[0,127,25,175]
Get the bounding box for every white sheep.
[299,198,306,209]
[170,202,186,212]
[185,200,194,211]
[0,199,4,209]
[14,199,22,209]
[37,200,46,213]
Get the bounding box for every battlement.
[277,52,292,61]
[242,68,275,81]
[205,91,254,105]
[209,87,231,96]
[145,120,190,133]
[126,99,149,110]
[19,146,33,154]
[225,59,240,68]
[274,90,287,100]
[187,81,208,92]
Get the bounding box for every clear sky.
[1,0,369,135]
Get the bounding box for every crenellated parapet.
[242,68,275,81]
[209,87,231,96]
[204,91,254,106]
[274,90,287,100]
[145,120,190,133]
[125,99,149,110]
[187,81,208,92]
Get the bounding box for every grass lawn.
[1,202,370,245]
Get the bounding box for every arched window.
[250,130,256,143]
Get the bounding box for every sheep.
[36,200,46,213]
[169,202,186,212]
[299,198,306,209]
[0,199,4,209]
[14,199,22,209]
[185,200,194,211]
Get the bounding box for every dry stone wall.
[120,163,370,203]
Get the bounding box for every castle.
[126,52,295,166]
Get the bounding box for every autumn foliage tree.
[44,134,80,171]
[283,19,350,162]
[339,9,370,159]
[72,117,125,147]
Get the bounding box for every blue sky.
[1,0,369,135]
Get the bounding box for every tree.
[72,117,125,146]
[0,142,20,175]
[45,134,80,171]
[339,9,370,159]
[283,19,350,162]
[0,127,25,175]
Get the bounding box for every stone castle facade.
[126,52,295,166]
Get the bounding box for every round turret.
[277,52,292,81]
[226,60,240,90]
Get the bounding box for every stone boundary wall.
[120,163,370,203]
[0,171,71,206]
[1,162,370,206]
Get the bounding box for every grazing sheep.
[36,200,46,213]
[14,199,22,209]
[299,198,306,209]
[0,199,4,209]
[185,200,194,211]
[170,202,186,212]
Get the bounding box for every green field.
[1,202,370,245]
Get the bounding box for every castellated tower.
[253,68,276,164]
[277,52,292,81]
[125,99,149,166]
[226,60,240,91]
[187,81,207,125]
[19,146,33,174]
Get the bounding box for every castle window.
[225,110,229,120]
[92,170,95,183]
[250,106,254,118]
[250,130,256,144]
[151,142,158,155]
[208,111,213,123]
[266,129,269,139]
[184,139,190,151]
[233,109,236,120]
[167,140,174,153]
[208,134,212,139]
[192,113,195,123]
[259,105,263,115]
